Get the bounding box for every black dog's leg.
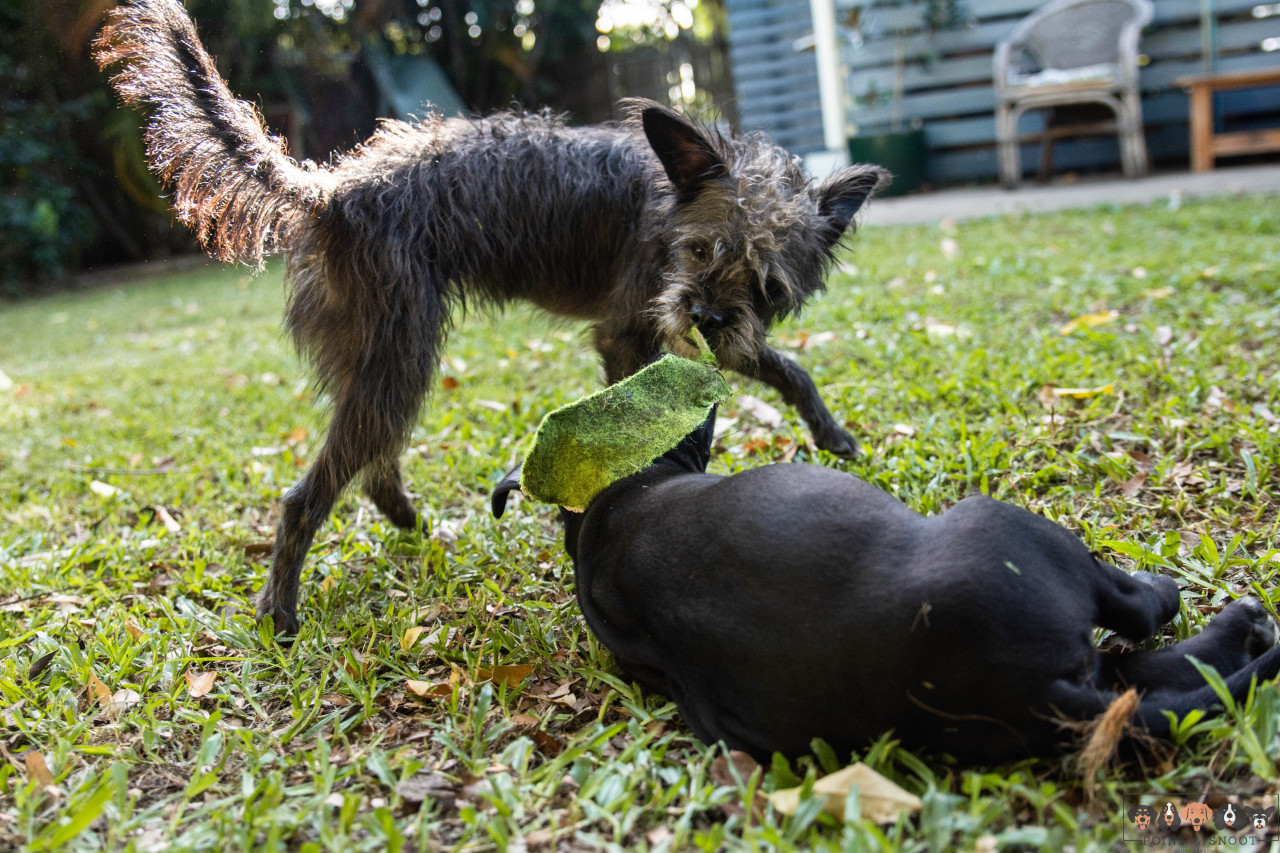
[1101,598,1277,692]
[1092,562,1181,641]
[745,346,859,458]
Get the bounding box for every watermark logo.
[1122,795,1278,846]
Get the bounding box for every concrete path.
[863,163,1280,227]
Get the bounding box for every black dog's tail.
[93,0,333,266]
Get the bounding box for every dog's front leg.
[746,345,859,458]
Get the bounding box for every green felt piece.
[520,347,731,509]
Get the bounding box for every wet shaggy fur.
[94,0,889,634]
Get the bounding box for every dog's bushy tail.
[93,0,332,266]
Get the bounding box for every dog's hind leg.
[1101,598,1278,692]
[257,381,418,635]
[364,462,420,530]
[260,304,439,633]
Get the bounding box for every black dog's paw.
[1224,597,1278,659]
[814,425,861,459]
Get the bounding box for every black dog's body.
[494,415,1280,761]
[96,0,889,633]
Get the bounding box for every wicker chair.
[994,0,1153,188]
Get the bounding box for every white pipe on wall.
[808,0,847,154]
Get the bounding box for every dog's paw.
[814,425,861,459]
[1225,597,1278,659]
[255,601,300,639]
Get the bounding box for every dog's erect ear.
[816,165,892,244]
[491,464,523,519]
[642,107,725,201]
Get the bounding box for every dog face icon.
[1127,805,1153,831]
[1181,802,1212,831]
[1248,807,1275,830]
[1159,802,1181,829]
[1216,803,1245,832]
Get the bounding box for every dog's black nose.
[690,303,726,330]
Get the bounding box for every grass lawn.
[0,195,1278,851]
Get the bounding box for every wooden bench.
[1174,68,1280,172]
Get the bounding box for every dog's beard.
[650,279,771,371]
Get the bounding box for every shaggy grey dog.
[95,0,889,633]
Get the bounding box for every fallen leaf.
[88,670,112,712]
[924,321,971,338]
[25,751,53,787]
[441,376,460,390]
[27,651,55,681]
[736,395,783,429]
[1058,310,1119,335]
[185,670,216,698]
[125,622,145,640]
[711,750,761,788]
[1041,383,1115,400]
[1120,471,1147,497]
[401,625,427,651]
[769,762,923,824]
[282,426,308,445]
[151,504,182,534]
[89,480,118,498]
[243,540,274,557]
[406,679,453,698]
[110,689,142,713]
[893,423,916,436]
[478,664,535,688]
[1204,385,1235,412]
[396,771,457,805]
[474,399,507,412]
[1171,459,1208,488]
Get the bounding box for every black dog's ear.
[491,464,522,519]
[816,165,892,245]
[642,107,725,201]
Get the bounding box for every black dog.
[493,411,1280,762]
[95,0,888,633]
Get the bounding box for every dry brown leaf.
[479,664,535,688]
[25,751,53,787]
[401,626,427,651]
[27,651,55,681]
[88,670,112,712]
[125,622,145,640]
[1058,310,1119,336]
[283,426,308,445]
[344,652,368,679]
[768,762,923,825]
[185,669,216,698]
[441,376,460,390]
[1120,471,1147,497]
[243,540,274,557]
[406,679,453,698]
